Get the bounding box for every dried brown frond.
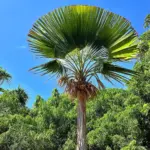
[58,76,69,86]
[58,77,98,101]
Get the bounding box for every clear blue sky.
[0,0,149,107]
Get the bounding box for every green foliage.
[28,5,138,60]
[34,95,44,108]
[0,88,4,92]
[11,86,28,106]
[137,41,149,55]
[121,140,146,150]
[0,90,29,115]
[128,49,150,148]
[140,30,150,41]
[128,49,150,103]
[138,14,150,57]
[1,87,150,149]
[0,67,11,85]
[0,114,54,150]
[138,30,150,58]
[87,89,146,150]
[1,54,150,149]
[144,14,150,29]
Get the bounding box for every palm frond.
[0,67,11,85]
[28,5,138,60]
[94,75,105,89]
[30,60,66,77]
[100,63,137,84]
[102,63,137,76]
[30,45,137,87]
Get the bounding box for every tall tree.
[127,14,150,148]
[138,14,150,57]
[34,95,44,107]
[28,5,138,150]
[144,14,150,29]
[0,67,11,89]
[12,86,28,106]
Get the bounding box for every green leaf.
[30,59,66,76]
[28,5,138,60]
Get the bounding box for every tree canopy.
[1,85,150,149]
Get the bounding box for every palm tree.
[12,86,28,106]
[0,67,11,92]
[28,5,139,150]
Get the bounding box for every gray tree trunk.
[76,98,87,150]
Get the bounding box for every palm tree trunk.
[77,96,87,150]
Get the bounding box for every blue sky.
[0,0,149,107]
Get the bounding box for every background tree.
[129,14,150,102]
[138,14,150,57]
[1,88,150,150]
[28,5,138,149]
[0,88,5,92]
[51,88,60,106]
[34,95,44,108]
[127,15,150,148]
[0,67,11,85]
[11,86,28,106]
[144,14,150,29]
[128,45,150,149]
[0,67,11,92]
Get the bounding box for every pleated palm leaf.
[28,5,139,150]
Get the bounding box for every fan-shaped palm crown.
[28,5,138,99]
[0,67,11,85]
